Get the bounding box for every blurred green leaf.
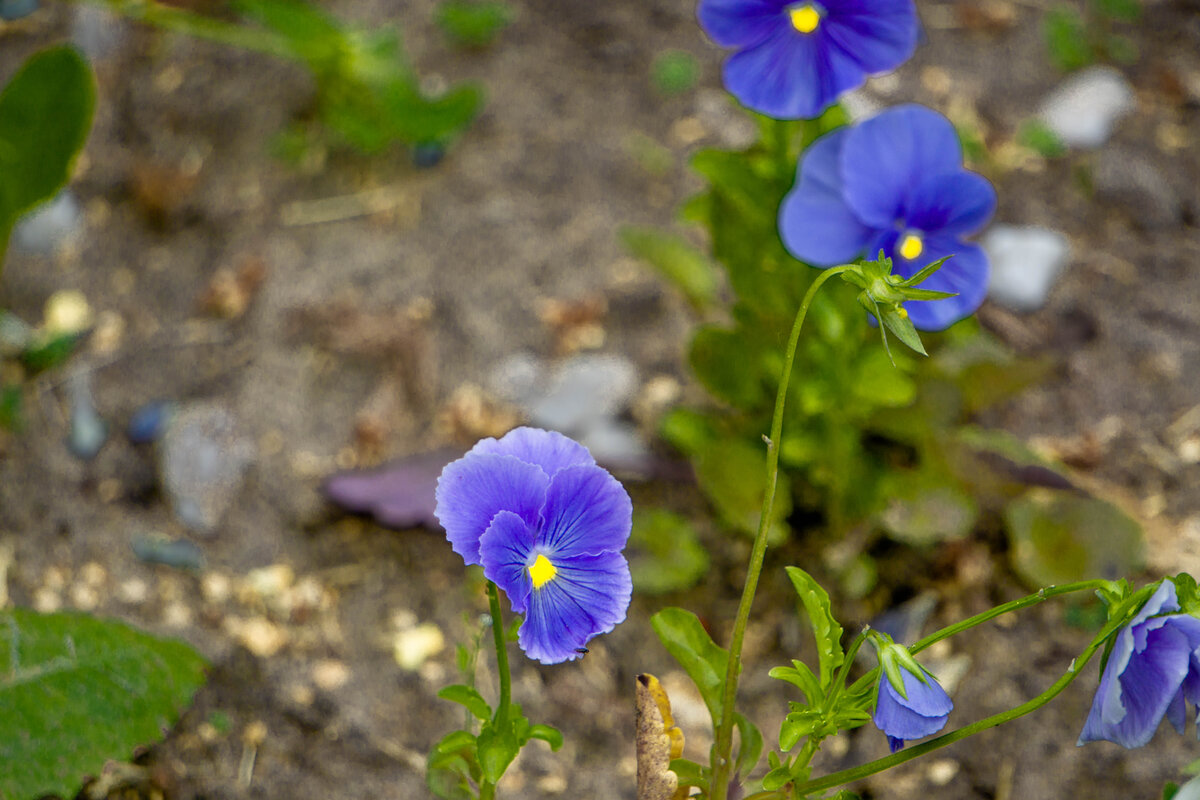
[1095,0,1140,22]
[0,383,22,431]
[1044,6,1093,71]
[689,326,765,409]
[1017,119,1067,159]
[0,610,207,800]
[879,481,977,546]
[621,226,719,309]
[0,46,95,264]
[435,0,513,48]
[650,608,729,724]
[426,729,478,800]
[694,437,791,542]
[476,716,519,784]
[734,712,763,778]
[629,509,710,595]
[651,49,699,95]
[1005,490,1144,588]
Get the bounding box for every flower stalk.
[709,264,854,800]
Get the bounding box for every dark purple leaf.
[322,448,465,530]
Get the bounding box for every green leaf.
[1043,6,1093,71]
[1005,491,1145,588]
[779,709,824,751]
[784,567,844,687]
[0,46,95,262]
[1016,119,1067,159]
[437,684,491,721]
[734,712,763,778]
[880,307,927,357]
[689,325,766,409]
[651,50,700,95]
[435,0,514,48]
[762,764,792,792]
[526,724,563,751]
[668,757,707,791]
[628,509,710,595]
[768,660,822,705]
[620,226,719,309]
[693,437,791,542]
[476,717,520,785]
[426,730,478,800]
[0,609,208,800]
[650,608,729,724]
[1096,0,1140,22]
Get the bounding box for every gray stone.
[1093,148,1182,230]
[159,403,254,535]
[1038,66,1135,149]
[579,419,651,476]
[983,225,1071,312]
[528,354,637,434]
[13,191,82,255]
[486,351,547,408]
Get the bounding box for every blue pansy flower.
[873,646,953,752]
[779,104,996,330]
[435,427,633,664]
[1079,581,1200,748]
[697,0,919,120]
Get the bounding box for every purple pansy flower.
[435,427,633,665]
[873,653,953,752]
[779,104,997,330]
[697,0,920,120]
[1079,581,1200,748]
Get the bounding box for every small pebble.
[982,225,1070,312]
[202,571,232,604]
[0,312,33,357]
[927,759,960,786]
[411,142,445,168]
[14,191,81,253]
[312,659,350,690]
[229,616,288,658]
[79,561,106,587]
[245,563,294,598]
[33,587,61,613]
[127,401,176,444]
[118,578,149,604]
[66,370,107,461]
[393,622,445,671]
[162,601,193,628]
[132,535,205,571]
[0,0,36,18]
[1038,66,1134,149]
[159,403,254,534]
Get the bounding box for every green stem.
[796,582,1143,797]
[65,0,298,60]
[488,581,512,718]
[478,581,511,800]
[709,264,855,800]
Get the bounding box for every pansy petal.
[723,25,860,119]
[780,129,875,265]
[1080,624,1192,747]
[472,426,594,478]
[894,237,989,331]
[698,0,787,48]
[518,552,632,664]
[873,671,950,742]
[822,0,919,74]
[479,510,536,614]
[540,464,633,558]
[435,453,548,565]
[1168,686,1188,735]
[907,171,997,237]
[840,105,964,229]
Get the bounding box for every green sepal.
[437,684,492,721]
[897,255,954,288]
[879,306,928,357]
[897,287,957,302]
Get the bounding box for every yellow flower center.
[529,554,557,589]
[899,233,924,261]
[789,5,820,34]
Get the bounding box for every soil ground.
[2,0,1200,798]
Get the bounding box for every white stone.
[14,191,82,255]
[528,354,637,434]
[1038,66,1135,149]
[983,225,1070,312]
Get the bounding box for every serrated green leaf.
[780,709,823,751]
[620,225,718,309]
[0,609,208,800]
[0,46,95,264]
[438,684,491,721]
[784,567,844,687]
[768,660,822,705]
[650,608,729,724]
[762,764,793,791]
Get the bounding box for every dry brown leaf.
[636,673,686,800]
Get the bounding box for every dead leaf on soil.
[636,673,686,800]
